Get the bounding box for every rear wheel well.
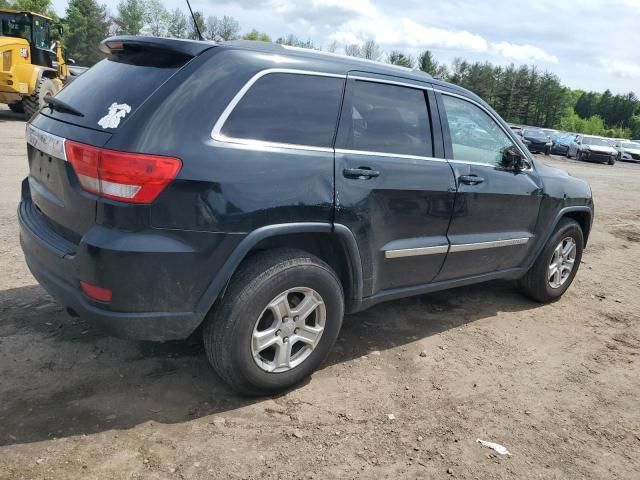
[244,233,355,306]
[562,211,591,244]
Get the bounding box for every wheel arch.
[526,206,593,272]
[194,223,363,322]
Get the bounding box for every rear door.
[434,91,543,281]
[334,74,455,296]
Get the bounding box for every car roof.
[101,36,488,107]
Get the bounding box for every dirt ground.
[1,104,639,480]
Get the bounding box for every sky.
[50,0,640,95]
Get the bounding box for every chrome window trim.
[434,88,533,171]
[25,124,67,161]
[335,148,447,163]
[348,75,433,91]
[449,237,530,253]
[211,68,346,151]
[385,245,449,259]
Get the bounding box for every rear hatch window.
[40,47,194,130]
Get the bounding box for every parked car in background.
[550,133,575,156]
[521,128,552,154]
[614,140,640,162]
[567,135,617,165]
[18,36,594,394]
[509,124,523,135]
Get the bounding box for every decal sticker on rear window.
[98,103,132,129]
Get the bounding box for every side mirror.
[68,58,76,64]
[501,146,529,171]
[58,25,64,36]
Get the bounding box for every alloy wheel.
[251,287,326,373]
[548,237,577,289]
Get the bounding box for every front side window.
[220,72,344,148]
[442,94,518,166]
[337,80,433,157]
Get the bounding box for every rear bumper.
[17,190,219,341]
[21,246,201,341]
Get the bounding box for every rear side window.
[337,80,433,157]
[220,73,344,148]
[42,48,191,130]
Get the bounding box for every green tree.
[275,34,319,50]
[417,50,448,79]
[387,50,413,68]
[144,0,169,37]
[242,29,270,42]
[113,0,146,35]
[206,15,240,41]
[166,8,188,38]
[187,10,204,40]
[10,0,54,15]
[64,0,110,65]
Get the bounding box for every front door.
[435,91,544,281]
[334,74,456,296]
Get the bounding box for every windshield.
[583,137,611,146]
[0,12,32,43]
[620,142,640,149]
[524,129,547,137]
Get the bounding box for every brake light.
[80,281,113,302]
[65,141,181,204]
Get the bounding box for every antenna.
[185,0,204,41]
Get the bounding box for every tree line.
[3,0,639,139]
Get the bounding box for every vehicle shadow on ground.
[0,281,538,446]
[0,108,26,122]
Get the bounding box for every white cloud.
[330,15,488,52]
[490,42,559,64]
[600,59,640,78]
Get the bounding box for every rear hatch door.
[27,37,213,245]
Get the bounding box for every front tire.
[608,157,616,166]
[517,218,584,303]
[576,151,582,162]
[23,77,60,118]
[203,249,344,395]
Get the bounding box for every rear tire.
[8,101,25,113]
[23,77,60,118]
[517,218,583,303]
[203,249,344,396]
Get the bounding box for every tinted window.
[43,50,191,130]
[338,80,432,157]
[442,95,516,166]
[221,73,344,148]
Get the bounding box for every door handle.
[343,167,380,179]
[458,174,484,185]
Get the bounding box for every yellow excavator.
[0,8,71,117]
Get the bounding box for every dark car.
[567,135,617,165]
[521,128,552,155]
[550,134,575,156]
[18,36,594,395]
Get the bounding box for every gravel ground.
[1,105,639,479]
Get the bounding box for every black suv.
[18,37,594,395]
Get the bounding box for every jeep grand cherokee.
[18,36,594,395]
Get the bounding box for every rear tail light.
[65,141,181,204]
[80,281,113,302]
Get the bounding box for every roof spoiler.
[99,36,216,57]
